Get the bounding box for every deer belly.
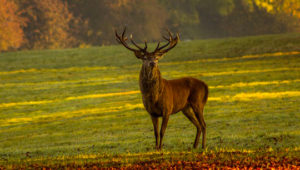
[171,95,189,114]
[172,105,186,114]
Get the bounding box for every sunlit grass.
[0,90,140,108]
[0,103,144,127]
[1,90,299,125]
[0,66,117,75]
[160,51,300,66]
[210,79,300,89]
[1,87,299,108]
[178,67,300,78]
[0,33,299,167]
[1,51,298,75]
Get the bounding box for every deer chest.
[142,95,163,116]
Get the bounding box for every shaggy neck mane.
[139,64,163,100]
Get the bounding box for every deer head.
[115,27,179,68]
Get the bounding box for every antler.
[116,27,179,55]
[130,35,148,52]
[154,29,179,54]
[115,27,148,53]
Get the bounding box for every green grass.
[0,33,300,167]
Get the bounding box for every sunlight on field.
[0,77,122,87]
[165,67,300,79]
[0,66,117,75]
[10,147,300,169]
[1,51,299,76]
[209,91,300,101]
[0,68,38,75]
[1,79,299,108]
[0,103,143,127]
[65,91,140,100]
[0,78,126,91]
[1,89,299,108]
[1,91,299,126]
[20,149,257,162]
[210,79,300,89]
[1,67,298,92]
[194,67,300,77]
[241,51,300,58]
[161,51,300,66]
[11,149,257,163]
[0,36,299,168]
[0,91,140,108]
[0,100,54,108]
[232,91,300,101]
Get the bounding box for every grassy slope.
[0,33,300,167]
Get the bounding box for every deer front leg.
[151,116,159,150]
[159,115,169,150]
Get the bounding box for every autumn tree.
[0,0,24,52]
[222,0,279,36]
[17,0,77,49]
[255,0,300,32]
[221,0,300,37]
[66,0,110,45]
[2,0,299,51]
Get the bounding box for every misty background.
[1,0,300,52]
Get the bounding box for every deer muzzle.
[149,61,157,67]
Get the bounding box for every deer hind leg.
[151,116,159,150]
[182,106,202,148]
[191,104,206,149]
[159,115,169,150]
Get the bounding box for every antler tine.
[115,30,121,41]
[157,41,170,51]
[155,41,161,51]
[166,28,173,39]
[130,34,146,51]
[161,33,179,53]
[144,41,148,51]
[154,29,179,54]
[116,27,178,54]
[122,27,126,38]
[172,33,179,45]
[115,28,139,52]
[162,36,169,41]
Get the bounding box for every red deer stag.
[115,28,208,150]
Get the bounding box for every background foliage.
[0,0,25,51]
[0,0,299,51]
[17,0,77,49]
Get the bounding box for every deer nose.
[149,61,156,67]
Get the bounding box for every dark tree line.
[0,0,299,51]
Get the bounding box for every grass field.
[0,33,300,168]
